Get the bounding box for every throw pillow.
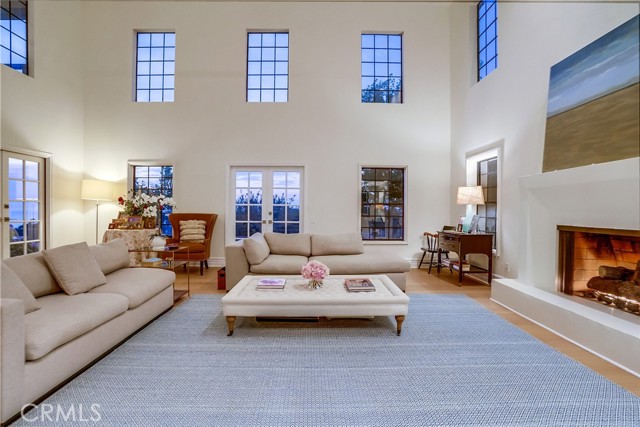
[243,232,270,265]
[0,264,40,313]
[264,233,311,256]
[89,238,131,274]
[43,242,107,295]
[180,220,207,243]
[311,232,364,256]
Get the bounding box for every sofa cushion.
[180,220,206,243]
[249,254,309,275]
[1,252,61,297]
[24,292,129,361]
[89,268,175,309]
[0,263,40,313]
[43,242,107,295]
[243,233,270,265]
[311,232,364,256]
[90,238,131,274]
[264,233,311,256]
[310,253,410,275]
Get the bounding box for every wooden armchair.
[166,213,218,275]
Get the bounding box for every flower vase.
[308,279,323,290]
[150,235,167,250]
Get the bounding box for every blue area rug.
[14,294,640,426]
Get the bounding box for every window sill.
[363,240,408,246]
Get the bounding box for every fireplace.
[557,225,640,315]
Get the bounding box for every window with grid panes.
[247,32,288,102]
[476,157,497,249]
[132,165,174,236]
[136,32,175,102]
[477,0,497,81]
[360,167,405,241]
[1,1,28,74]
[361,34,402,103]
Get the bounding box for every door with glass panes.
[231,167,303,240]
[1,151,46,258]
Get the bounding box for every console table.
[437,230,493,286]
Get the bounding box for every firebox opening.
[557,226,640,316]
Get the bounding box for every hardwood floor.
[173,265,640,396]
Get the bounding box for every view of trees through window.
[361,34,403,103]
[132,165,174,236]
[360,167,405,241]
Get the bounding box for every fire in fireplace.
[557,226,640,315]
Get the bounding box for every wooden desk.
[437,230,493,286]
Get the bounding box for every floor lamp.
[82,179,113,244]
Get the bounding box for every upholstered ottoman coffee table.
[222,274,410,336]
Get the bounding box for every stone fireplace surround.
[491,158,640,376]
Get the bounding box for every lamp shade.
[456,185,485,205]
[81,179,113,201]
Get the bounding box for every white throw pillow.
[243,233,271,265]
[0,264,40,313]
[43,242,107,295]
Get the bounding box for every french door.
[230,166,303,240]
[1,151,46,258]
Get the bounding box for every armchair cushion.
[179,220,207,243]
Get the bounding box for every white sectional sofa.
[0,239,175,424]
[224,232,411,291]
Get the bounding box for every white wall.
[449,2,640,278]
[81,2,453,260]
[1,1,85,248]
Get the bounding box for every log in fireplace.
[557,225,640,315]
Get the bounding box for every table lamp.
[82,179,113,244]
[456,186,485,233]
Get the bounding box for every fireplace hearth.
[557,226,640,316]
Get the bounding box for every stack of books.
[344,278,376,292]
[256,278,286,290]
[141,257,162,267]
[449,260,471,271]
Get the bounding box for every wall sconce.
[82,179,113,244]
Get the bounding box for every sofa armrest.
[224,241,250,290]
[1,298,26,423]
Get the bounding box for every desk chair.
[419,230,454,274]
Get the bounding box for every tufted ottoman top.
[222,274,409,319]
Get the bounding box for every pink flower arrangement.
[301,260,329,281]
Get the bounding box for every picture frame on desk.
[128,216,143,229]
[468,215,480,234]
[143,217,156,229]
[108,223,117,229]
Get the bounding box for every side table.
[102,229,158,265]
[129,245,191,302]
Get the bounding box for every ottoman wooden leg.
[395,315,405,336]
[226,316,236,336]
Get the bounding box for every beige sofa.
[0,239,175,424]
[225,232,410,291]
